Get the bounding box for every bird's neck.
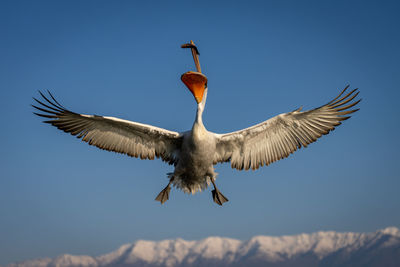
[193,88,207,130]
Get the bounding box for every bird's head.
[181,71,208,104]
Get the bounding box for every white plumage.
[214,86,360,170]
[33,42,360,205]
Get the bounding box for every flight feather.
[33,91,183,165]
[213,86,360,170]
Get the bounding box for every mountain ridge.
[7,227,400,267]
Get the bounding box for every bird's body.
[172,91,217,194]
[33,41,360,205]
[175,125,215,193]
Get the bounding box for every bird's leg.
[211,179,229,206]
[155,178,174,204]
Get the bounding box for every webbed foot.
[211,179,229,206]
[155,184,171,204]
[212,189,229,205]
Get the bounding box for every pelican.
[33,41,360,205]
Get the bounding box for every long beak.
[181,40,202,73]
[181,41,207,103]
[181,71,207,103]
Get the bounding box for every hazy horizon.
[6,227,400,267]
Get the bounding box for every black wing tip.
[32,90,69,119]
[39,91,79,116]
[328,86,361,111]
[32,112,52,118]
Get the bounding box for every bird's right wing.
[33,91,183,165]
[213,86,360,170]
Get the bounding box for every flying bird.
[33,41,360,205]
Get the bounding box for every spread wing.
[213,86,360,170]
[33,91,183,165]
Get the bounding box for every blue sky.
[1,0,400,265]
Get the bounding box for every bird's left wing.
[33,91,183,165]
[213,86,360,170]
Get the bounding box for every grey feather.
[33,91,183,165]
[213,87,360,170]
[33,86,360,199]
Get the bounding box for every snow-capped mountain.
[7,227,400,267]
